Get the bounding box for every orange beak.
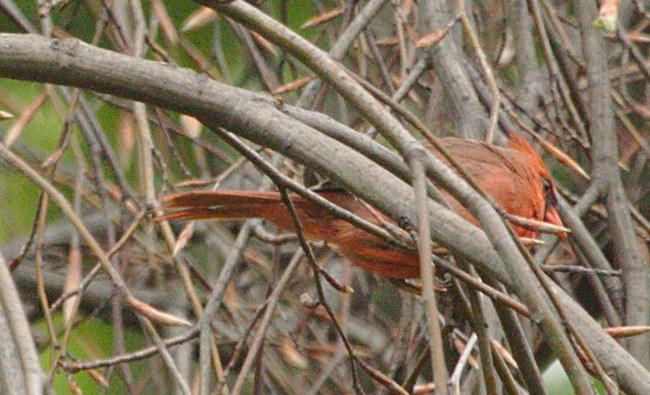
[544,207,567,239]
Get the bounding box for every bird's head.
[508,132,566,238]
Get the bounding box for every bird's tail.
[157,190,347,240]
[158,190,285,222]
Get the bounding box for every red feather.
[159,133,565,279]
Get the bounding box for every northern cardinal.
[159,133,564,279]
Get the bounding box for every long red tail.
[159,190,286,222]
[159,189,422,278]
[158,190,364,241]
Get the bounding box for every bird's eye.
[542,178,557,206]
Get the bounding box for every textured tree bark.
[0,253,44,395]
[575,0,650,367]
[417,0,488,140]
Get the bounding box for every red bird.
[159,133,564,279]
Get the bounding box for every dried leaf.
[67,379,82,395]
[302,342,372,359]
[416,31,447,48]
[300,8,343,30]
[401,0,414,17]
[356,358,409,395]
[118,112,136,168]
[619,160,630,172]
[127,296,192,326]
[375,37,398,46]
[172,221,195,257]
[280,338,308,369]
[63,246,82,326]
[151,0,178,44]
[180,115,203,139]
[181,7,217,32]
[41,146,66,168]
[175,179,214,188]
[4,94,48,148]
[453,336,478,369]
[413,383,436,395]
[404,24,420,44]
[519,237,545,246]
[272,76,315,95]
[531,133,591,180]
[506,213,571,236]
[492,339,518,369]
[224,283,239,311]
[251,31,279,57]
[87,368,110,388]
[416,18,457,48]
[606,325,650,338]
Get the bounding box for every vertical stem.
[411,155,448,395]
